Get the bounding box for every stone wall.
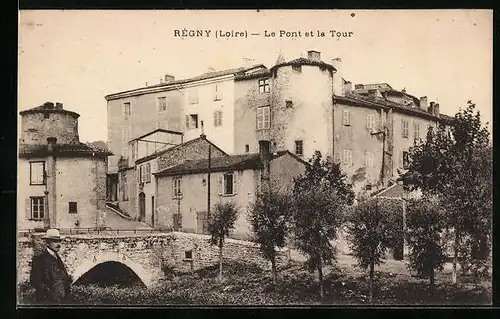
[156,137,226,172]
[17,232,291,287]
[20,111,80,146]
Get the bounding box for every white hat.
[42,228,64,241]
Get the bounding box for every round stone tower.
[269,50,336,160]
[19,102,80,145]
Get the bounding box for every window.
[223,173,235,195]
[342,149,353,166]
[414,122,420,141]
[256,106,270,130]
[31,197,45,220]
[245,144,249,153]
[286,100,293,108]
[401,119,409,138]
[402,151,409,169]
[292,65,302,73]
[184,250,193,260]
[214,110,223,127]
[172,177,182,198]
[213,84,222,101]
[30,161,45,185]
[140,163,151,183]
[185,114,199,130]
[123,102,131,117]
[295,140,303,156]
[258,79,270,93]
[366,114,376,130]
[69,202,78,214]
[188,88,198,104]
[343,110,351,126]
[365,152,374,168]
[158,97,167,111]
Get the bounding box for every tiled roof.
[270,57,336,73]
[336,93,447,120]
[19,143,112,159]
[154,150,300,177]
[135,136,227,165]
[234,68,271,80]
[105,65,267,100]
[438,113,455,123]
[19,103,80,118]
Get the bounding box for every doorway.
[138,192,146,222]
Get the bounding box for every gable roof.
[135,135,227,165]
[105,64,267,100]
[154,150,307,177]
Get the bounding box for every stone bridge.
[18,232,290,288]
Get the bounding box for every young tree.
[346,197,402,303]
[207,201,239,282]
[405,101,492,284]
[248,189,292,287]
[406,196,447,293]
[292,151,355,300]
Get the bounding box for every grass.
[17,256,492,306]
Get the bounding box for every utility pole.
[207,143,211,222]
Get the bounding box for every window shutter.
[218,175,223,195]
[233,173,238,195]
[185,115,190,129]
[25,198,31,220]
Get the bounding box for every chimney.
[434,103,440,117]
[331,57,343,96]
[258,140,271,193]
[307,50,321,62]
[47,137,57,154]
[368,89,378,99]
[55,102,63,110]
[43,102,55,109]
[344,81,353,94]
[428,101,435,114]
[419,96,428,111]
[164,74,175,83]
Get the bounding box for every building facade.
[113,132,227,224]
[18,102,112,230]
[153,142,307,240]
[104,49,454,216]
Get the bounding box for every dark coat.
[29,248,72,304]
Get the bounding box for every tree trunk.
[317,256,324,301]
[452,229,459,284]
[271,258,277,288]
[219,239,223,282]
[369,261,375,303]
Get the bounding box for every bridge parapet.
[17,232,291,289]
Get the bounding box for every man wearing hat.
[29,229,72,304]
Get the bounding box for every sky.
[18,10,493,143]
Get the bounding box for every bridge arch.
[71,251,153,288]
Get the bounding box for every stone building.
[104,49,455,207]
[18,102,112,230]
[112,129,227,223]
[153,141,308,240]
